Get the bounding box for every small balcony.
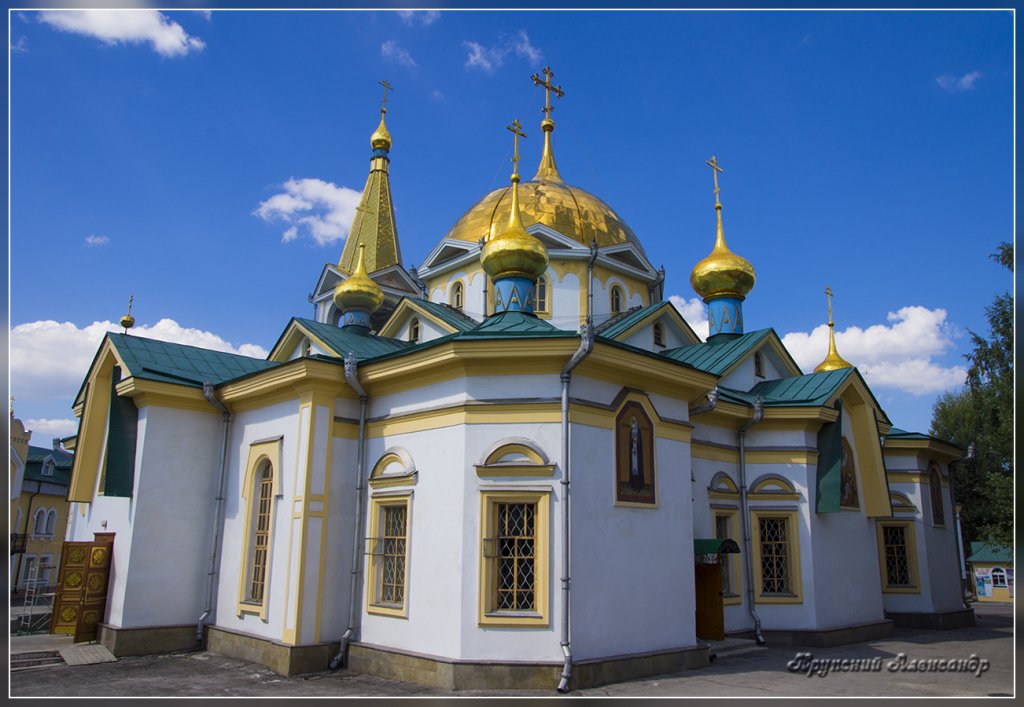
[10,533,28,555]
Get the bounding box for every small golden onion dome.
[370,108,392,151]
[814,291,853,372]
[334,244,384,313]
[690,204,756,301]
[480,174,549,280]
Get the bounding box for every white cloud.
[781,306,967,395]
[430,89,445,102]
[194,10,213,21]
[84,234,110,247]
[25,418,79,440]
[936,70,982,93]
[10,318,269,410]
[254,177,362,246]
[381,39,416,68]
[37,10,205,58]
[11,36,28,53]
[669,295,709,340]
[397,10,440,26]
[463,30,542,73]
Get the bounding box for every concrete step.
[11,651,64,671]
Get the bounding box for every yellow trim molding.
[750,508,803,604]
[876,520,920,593]
[366,492,413,618]
[714,508,743,606]
[236,437,283,621]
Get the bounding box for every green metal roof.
[886,428,960,450]
[458,311,574,338]
[661,329,773,375]
[749,368,854,406]
[409,298,479,332]
[24,445,73,486]
[967,542,1013,564]
[296,318,413,361]
[694,538,741,555]
[596,302,670,338]
[109,333,279,387]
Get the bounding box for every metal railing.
[10,533,28,555]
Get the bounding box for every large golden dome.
[445,178,644,252]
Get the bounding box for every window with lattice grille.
[534,277,548,313]
[883,525,911,586]
[716,514,733,595]
[366,495,411,616]
[758,517,791,594]
[248,464,273,603]
[479,490,549,626]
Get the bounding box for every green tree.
[931,242,1014,549]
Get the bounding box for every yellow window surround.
[876,520,920,593]
[366,492,412,618]
[236,438,283,620]
[478,489,550,627]
[715,509,742,605]
[750,508,803,604]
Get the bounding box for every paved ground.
[9,603,1013,698]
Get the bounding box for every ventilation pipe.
[738,396,766,644]
[330,353,368,670]
[556,320,595,693]
[197,382,232,642]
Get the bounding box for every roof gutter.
[331,353,368,670]
[556,320,595,694]
[197,382,232,643]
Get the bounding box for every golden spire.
[120,293,135,334]
[334,244,384,315]
[815,286,854,373]
[481,119,549,280]
[339,81,402,275]
[531,66,565,183]
[370,79,393,151]
[690,156,756,301]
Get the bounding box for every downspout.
[14,481,42,590]
[948,443,975,606]
[330,353,368,670]
[738,396,766,645]
[197,382,231,642]
[556,320,595,694]
[586,240,598,324]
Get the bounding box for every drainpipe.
[738,396,766,645]
[197,382,232,642]
[586,240,598,324]
[14,481,42,591]
[688,386,719,418]
[556,320,595,694]
[330,353,368,670]
[948,443,975,606]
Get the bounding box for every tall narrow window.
[876,521,918,592]
[758,516,791,594]
[451,281,464,311]
[379,505,407,604]
[42,459,55,477]
[480,490,549,626]
[534,276,548,313]
[653,323,665,348]
[367,495,411,617]
[754,351,765,378]
[494,502,535,610]
[409,317,420,343]
[33,510,46,536]
[45,510,57,536]
[715,514,733,595]
[248,463,274,604]
[929,463,944,526]
[610,285,623,314]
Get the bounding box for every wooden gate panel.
[50,535,113,642]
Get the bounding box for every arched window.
[247,461,274,604]
[929,463,944,526]
[653,323,665,347]
[33,509,47,536]
[45,509,57,536]
[754,351,765,378]
[409,317,420,343]
[534,276,548,313]
[992,567,1008,588]
[610,285,624,314]
[42,459,55,477]
[301,338,312,357]
[451,282,464,311]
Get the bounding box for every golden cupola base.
[814,286,854,373]
[334,244,384,329]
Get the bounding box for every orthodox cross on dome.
[706,155,724,206]
[531,66,564,120]
[120,293,136,334]
[507,118,527,176]
[825,285,835,325]
[378,79,394,111]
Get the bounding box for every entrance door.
[694,562,725,641]
[50,534,114,642]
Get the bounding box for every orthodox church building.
[63,70,970,691]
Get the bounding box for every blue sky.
[8,8,1014,443]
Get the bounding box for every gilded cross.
[825,286,834,324]
[126,293,134,316]
[706,155,724,204]
[531,66,564,118]
[507,118,527,173]
[378,80,394,110]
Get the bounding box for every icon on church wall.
[615,401,656,505]
[839,438,859,508]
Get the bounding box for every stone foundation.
[98,623,201,656]
[731,619,894,647]
[205,625,340,676]
[347,641,709,691]
[885,608,975,630]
